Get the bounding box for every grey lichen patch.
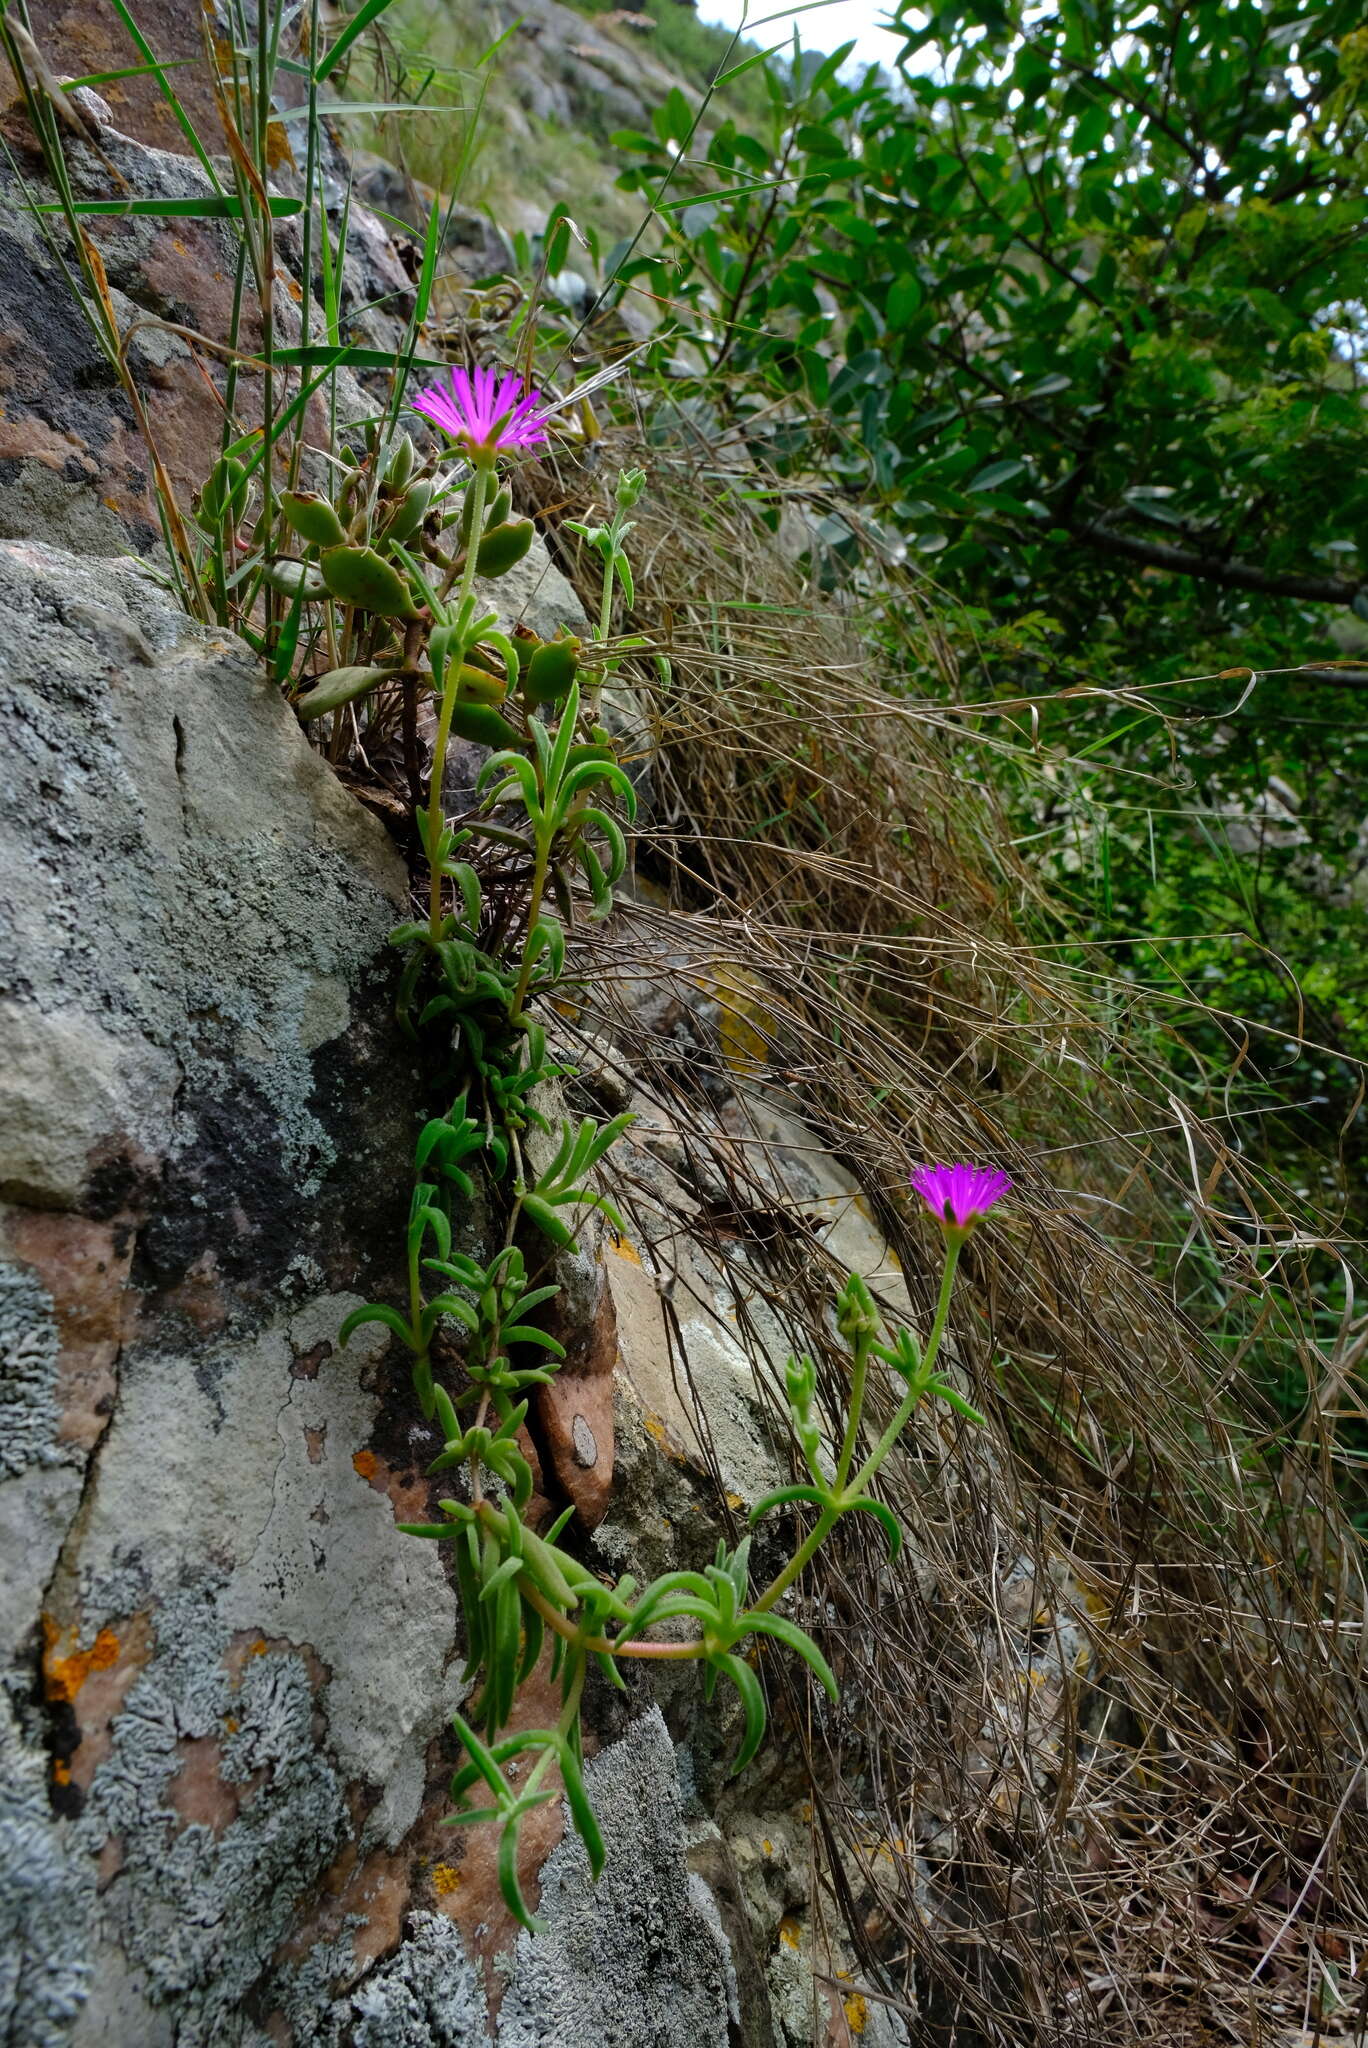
[496,1707,737,2048]
[76,1578,348,2048]
[0,1463,84,1668]
[323,1911,491,2048]
[70,1296,452,1849]
[0,1002,178,1211]
[0,1689,94,2048]
[0,1258,62,1477]
[0,540,407,1216]
[221,1302,458,1849]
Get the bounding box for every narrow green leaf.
[520,1195,577,1251]
[742,1614,839,1702]
[498,1814,545,1933]
[36,195,303,217]
[560,1742,606,1877]
[748,1484,832,1524]
[338,1302,414,1349]
[718,1652,768,1774]
[841,1496,904,1560]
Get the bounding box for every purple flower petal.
[909,1162,1011,1231]
[407,361,551,459]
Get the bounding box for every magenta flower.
[409,364,551,464]
[909,1163,1011,1234]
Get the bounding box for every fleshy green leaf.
[338,1302,414,1349]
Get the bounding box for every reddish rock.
[533,1252,619,1528]
[3,1208,132,1452]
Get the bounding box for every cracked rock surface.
[0,543,762,2046]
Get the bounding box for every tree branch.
[1072,522,1362,605]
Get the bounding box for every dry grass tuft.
[519,430,1368,2045]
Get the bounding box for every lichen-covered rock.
[496,1709,736,2048]
[0,536,448,2040]
[0,538,814,2045]
[330,1912,490,2046]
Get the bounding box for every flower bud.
[196,454,249,534]
[381,478,433,549]
[447,702,520,748]
[615,467,647,511]
[836,1272,878,1346]
[385,432,416,488]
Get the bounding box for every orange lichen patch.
[642,1409,684,1459]
[610,1234,641,1266]
[42,1619,121,1705]
[779,1916,803,1951]
[842,1992,869,2035]
[266,120,296,172]
[52,1758,71,1786]
[430,1862,463,1897]
[349,1444,434,1526]
[44,1612,154,1797]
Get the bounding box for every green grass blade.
[656,178,791,214]
[277,98,464,121]
[34,195,303,218]
[62,58,196,89]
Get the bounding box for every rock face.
[0,90,410,560]
[0,540,779,2046]
[0,83,924,2048]
[0,535,925,2042]
[0,538,422,2044]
